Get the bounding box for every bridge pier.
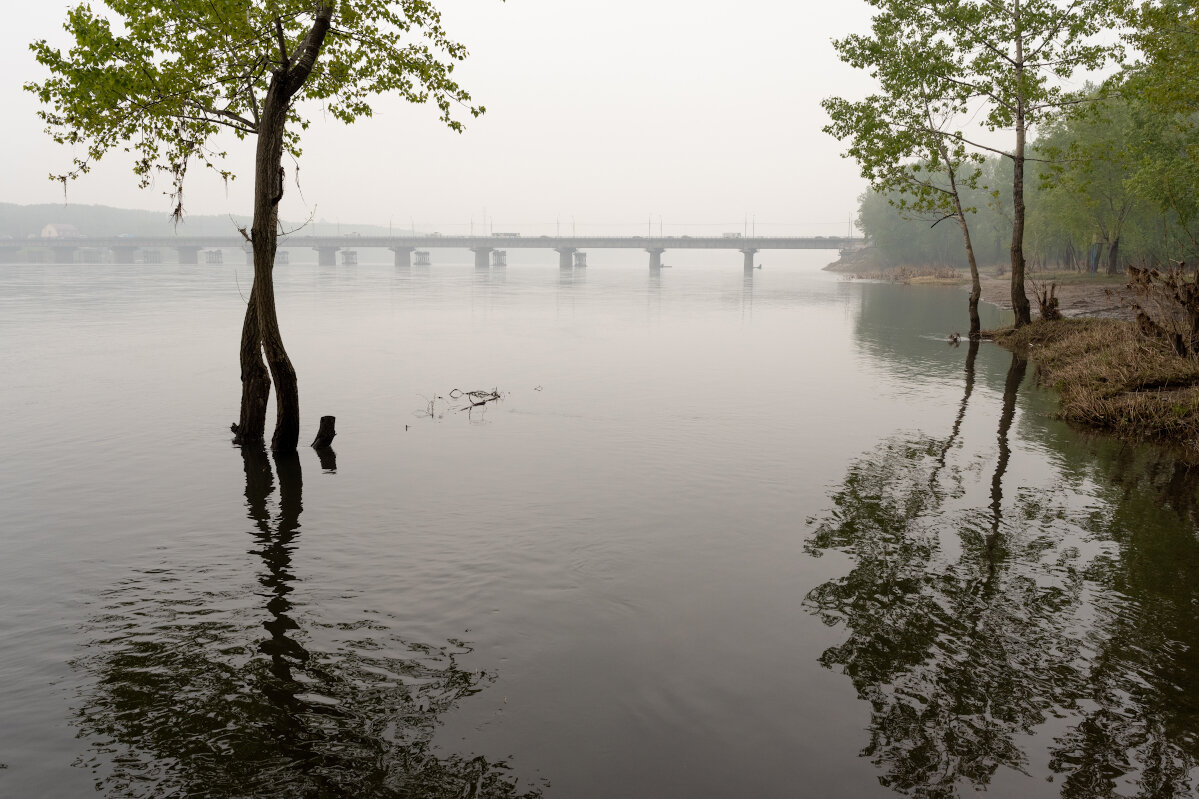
[741,248,758,272]
[555,247,576,270]
[111,245,137,265]
[243,245,254,265]
[177,246,200,265]
[390,246,414,268]
[646,248,665,270]
[315,246,338,267]
[51,246,77,264]
[472,247,492,269]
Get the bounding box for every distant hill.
[0,202,397,239]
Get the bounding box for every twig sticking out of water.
[413,389,504,421]
[413,393,446,420]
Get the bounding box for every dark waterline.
[1,255,1197,797]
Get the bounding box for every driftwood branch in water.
[413,389,505,420]
[448,388,502,409]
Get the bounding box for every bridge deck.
[11,235,863,251]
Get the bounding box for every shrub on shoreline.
[990,319,1199,447]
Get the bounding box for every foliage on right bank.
[839,1,1199,277]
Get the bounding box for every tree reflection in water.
[1050,444,1199,798]
[805,349,1199,797]
[72,446,542,798]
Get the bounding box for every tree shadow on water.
[71,446,542,798]
[801,347,1199,798]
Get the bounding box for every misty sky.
[3,1,885,236]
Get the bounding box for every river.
[1,252,1196,798]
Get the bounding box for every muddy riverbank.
[979,275,1135,320]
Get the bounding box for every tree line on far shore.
[856,79,1199,277]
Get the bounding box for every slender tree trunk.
[1107,236,1121,275]
[948,170,982,339]
[1010,3,1032,327]
[961,218,983,340]
[1010,121,1031,325]
[253,78,301,453]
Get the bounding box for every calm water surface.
[1,253,1197,797]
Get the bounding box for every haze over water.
[2,252,1197,797]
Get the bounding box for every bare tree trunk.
[1106,236,1121,275]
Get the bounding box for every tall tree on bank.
[1036,93,1140,274]
[28,0,481,452]
[825,14,987,339]
[833,0,1118,326]
[1126,0,1198,114]
[1123,0,1199,253]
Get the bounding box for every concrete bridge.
[2,234,864,271]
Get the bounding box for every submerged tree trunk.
[232,287,271,445]
[234,6,333,453]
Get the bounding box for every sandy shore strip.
[978,275,1134,321]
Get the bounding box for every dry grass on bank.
[849,265,964,284]
[991,318,1199,443]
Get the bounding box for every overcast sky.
[3,1,881,236]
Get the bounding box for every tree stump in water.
[311,416,337,449]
